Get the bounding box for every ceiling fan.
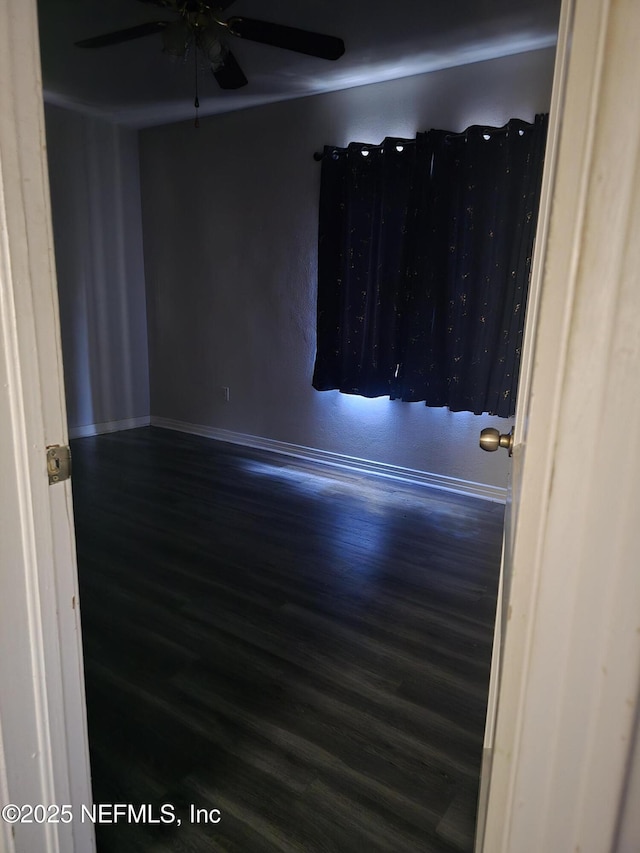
[75,0,346,91]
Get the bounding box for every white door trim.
[483,0,640,849]
[0,2,95,851]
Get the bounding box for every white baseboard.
[69,415,150,439]
[150,416,507,503]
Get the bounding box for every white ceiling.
[37,0,561,128]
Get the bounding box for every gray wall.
[139,48,555,489]
[45,104,149,433]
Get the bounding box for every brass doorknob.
[479,427,513,456]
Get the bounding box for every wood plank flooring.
[71,427,504,853]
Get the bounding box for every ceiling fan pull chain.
[194,40,200,128]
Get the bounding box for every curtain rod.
[313,118,543,161]
[313,141,415,161]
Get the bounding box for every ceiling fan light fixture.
[161,19,190,59]
[209,44,226,72]
[198,25,224,67]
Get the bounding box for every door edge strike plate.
[47,445,72,485]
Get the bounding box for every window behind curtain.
[312,115,548,417]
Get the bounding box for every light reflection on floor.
[239,457,491,542]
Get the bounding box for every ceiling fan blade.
[213,49,248,89]
[75,21,168,49]
[225,17,345,60]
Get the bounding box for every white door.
[479,0,640,849]
[0,1,95,852]
[473,0,574,844]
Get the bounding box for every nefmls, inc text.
[81,803,221,825]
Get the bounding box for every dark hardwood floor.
[71,427,504,853]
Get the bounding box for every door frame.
[0,2,95,851]
[1,0,640,851]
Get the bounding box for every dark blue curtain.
[312,115,548,417]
